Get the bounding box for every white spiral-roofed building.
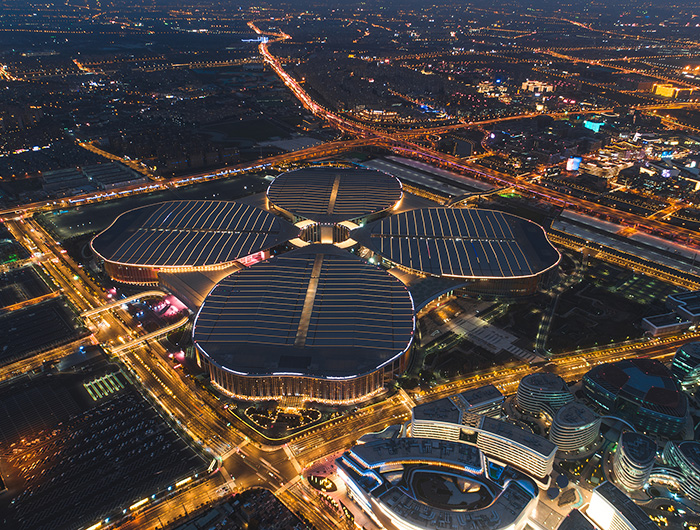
[612,432,656,492]
[516,373,574,417]
[548,402,600,453]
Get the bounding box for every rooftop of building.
[412,398,462,424]
[584,358,687,418]
[556,509,596,530]
[266,166,402,223]
[92,200,297,268]
[337,438,537,530]
[456,384,504,408]
[520,373,570,393]
[376,479,534,530]
[193,245,415,379]
[643,313,690,327]
[553,402,599,428]
[479,416,557,457]
[619,432,656,464]
[352,207,560,279]
[347,437,483,471]
[669,290,700,316]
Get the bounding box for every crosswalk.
[83,372,127,401]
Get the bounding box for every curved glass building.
[671,342,700,391]
[582,358,688,439]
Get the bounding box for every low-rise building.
[410,398,557,482]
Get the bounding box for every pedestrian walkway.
[442,314,543,362]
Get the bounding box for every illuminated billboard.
[566,157,582,171]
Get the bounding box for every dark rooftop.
[556,509,595,530]
[619,432,656,465]
[92,200,296,268]
[457,384,504,407]
[412,398,462,424]
[480,416,557,457]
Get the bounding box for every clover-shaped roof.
[92,200,297,269]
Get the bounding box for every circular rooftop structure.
[266,166,403,223]
[549,402,600,453]
[353,207,560,281]
[193,245,415,404]
[92,200,296,284]
[517,373,574,417]
[583,358,688,438]
[672,342,700,390]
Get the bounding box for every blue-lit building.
[582,358,688,439]
[671,342,700,391]
[336,438,538,530]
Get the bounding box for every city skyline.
[0,1,700,529]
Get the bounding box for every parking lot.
[0,298,82,363]
[0,369,207,530]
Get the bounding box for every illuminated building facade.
[193,246,415,404]
[612,432,656,492]
[336,438,538,530]
[548,402,600,453]
[516,373,574,417]
[92,200,296,285]
[410,397,557,483]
